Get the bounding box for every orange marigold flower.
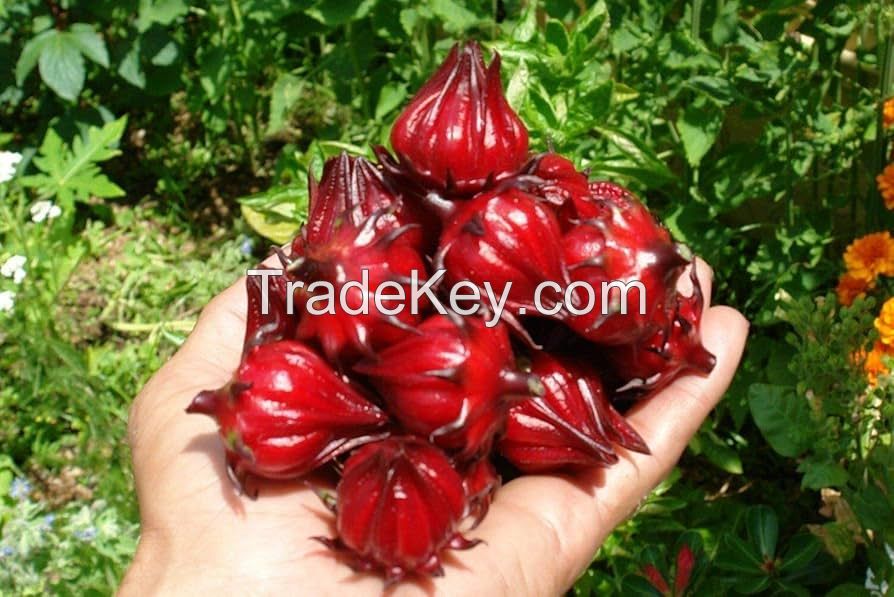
[837,272,873,306]
[885,97,894,128]
[875,297,894,346]
[843,232,894,281]
[864,341,893,386]
[878,164,894,210]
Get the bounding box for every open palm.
[120,261,747,596]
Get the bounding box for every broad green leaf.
[778,534,821,574]
[199,47,230,102]
[748,384,812,458]
[118,40,145,88]
[808,522,856,564]
[677,102,723,167]
[620,574,664,597]
[137,0,189,31]
[15,28,55,86]
[267,73,304,135]
[545,19,569,54]
[711,0,740,45]
[714,533,764,574]
[826,584,872,597]
[429,0,479,34]
[68,23,109,67]
[38,32,85,101]
[241,205,300,245]
[512,1,537,42]
[699,431,744,474]
[375,83,407,121]
[798,460,849,490]
[746,506,778,559]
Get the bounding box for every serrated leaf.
[748,384,812,458]
[20,117,127,205]
[38,32,85,101]
[798,460,848,490]
[68,23,109,67]
[592,124,676,185]
[16,29,55,86]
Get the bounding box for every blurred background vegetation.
[1,0,893,594]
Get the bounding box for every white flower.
[0,151,23,184]
[30,200,62,223]
[0,255,26,280]
[0,290,14,312]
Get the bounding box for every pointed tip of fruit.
[185,389,220,416]
[690,345,717,374]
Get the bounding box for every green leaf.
[748,384,812,458]
[826,584,872,597]
[620,574,664,597]
[798,460,849,490]
[199,47,230,102]
[137,0,189,31]
[714,533,764,574]
[375,83,407,121]
[545,19,570,54]
[592,124,676,186]
[808,522,856,564]
[699,430,744,474]
[267,73,303,135]
[15,28,55,86]
[676,102,723,167]
[306,0,377,26]
[711,0,740,45]
[38,31,85,101]
[746,506,778,559]
[239,184,307,243]
[68,23,109,67]
[778,534,821,574]
[19,116,127,205]
[429,0,480,33]
[118,40,145,89]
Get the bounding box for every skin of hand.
[119,260,748,597]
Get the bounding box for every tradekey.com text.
[248,268,648,327]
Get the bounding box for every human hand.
[120,260,747,596]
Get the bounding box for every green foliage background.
[1,0,893,594]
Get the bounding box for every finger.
[461,304,748,594]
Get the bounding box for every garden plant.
[1,0,893,594]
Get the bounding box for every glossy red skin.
[562,186,688,345]
[295,214,428,364]
[499,352,649,473]
[304,152,429,250]
[525,153,592,228]
[243,265,303,355]
[188,341,388,482]
[438,187,567,316]
[390,41,529,195]
[460,457,500,526]
[606,269,716,398]
[355,315,520,459]
[332,438,472,580]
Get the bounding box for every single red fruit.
[606,266,716,398]
[675,544,696,595]
[294,210,427,364]
[303,152,429,250]
[498,352,649,473]
[390,41,529,195]
[355,314,541,459]
[562,185,689,345]
[186,341,389,493]
[434,187,568,324]
[314,437,480,583]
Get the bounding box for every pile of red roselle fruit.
[188,41,717,584]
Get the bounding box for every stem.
[871,23,894,230]
[44,0,66,30]
[691,0,704,41]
